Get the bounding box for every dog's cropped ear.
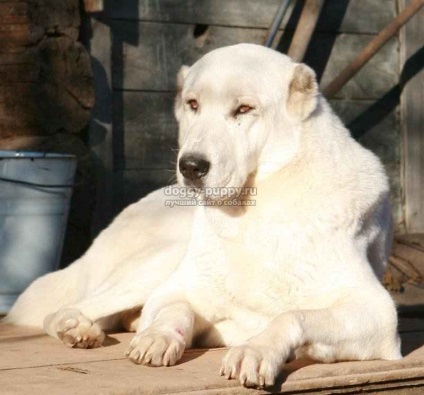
[286,64,319,121]
[175,65,190,121]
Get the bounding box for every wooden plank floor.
[0,317,423,394]
[1,235,423,394]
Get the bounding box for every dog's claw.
[126,329,185,367]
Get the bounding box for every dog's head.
[175,44,319,200]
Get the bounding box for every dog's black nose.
[179,154,210,181]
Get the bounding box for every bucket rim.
[0,150,76,160]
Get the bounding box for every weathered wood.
[88,17,116,233]
[112,21,282,91]
[0,1,96,262]
[1,324,424,394]
[32,0,80,38]
[110,0,396,34]
[92,0,405,228]
[317,34,398,99]
[0,0,80,51]
[0,23,41,52]
[400,2,424,233]
[0,2,29,25]
[287,0,325,62]
[114,91,177,170]
[84,0,103,13]
[0,37,94,137]
[114,22,398,99]
[111,0,289,29]
[323,0,424,98]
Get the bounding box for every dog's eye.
[235,104,253,115]
[187,99,198,112]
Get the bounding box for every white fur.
[5,44,401,388]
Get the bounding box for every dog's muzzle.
[179,154,210,182]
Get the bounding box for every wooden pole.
[323,0,424,98]
[287,0,325,62]
[83,0,104,13]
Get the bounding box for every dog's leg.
[221,289,401,388]
[44,245,184,349]
[125,273,194,367]
[4,260,83,327]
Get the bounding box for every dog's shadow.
[265,358,317,393]
[103,333,121,347]
[179,348,210,364]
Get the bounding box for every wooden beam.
[84,0,104,13]
[400,1,424,232]
[88,17,114,234]
[287,0,325,62]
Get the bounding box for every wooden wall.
[400,0,424,233]
[89,0,405,232]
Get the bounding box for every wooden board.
[400,3,424,233]
[110,0,396,34]
[113,22,398,100]
[88,17,116,233]
[318,35,398,99]
[111,21,282,91]
[1,323,424,394]
[88,0,405,229]
[114,91,177,170]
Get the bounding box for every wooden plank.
[287,0,325,62]
[317,34,399,100]
[1,325,424,394]
[110,0,396,34]
[399,318,424,333]
[0,2,29,25]
[111,0,289,29]
[317,0,397,34]
[114,91,177,170]
[84,0,103,12]
[112,21,281,91]
[400,2,424,233]
[88,17,116,233]
[0,23,38,52]
[114,23,398,99]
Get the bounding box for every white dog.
[5,44,401,388]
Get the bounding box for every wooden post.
[84,0,104,13]
[287,0,325,62]
[400,1,424,232]
[88,16,115,234]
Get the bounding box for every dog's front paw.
[220,343,283,388]
[54,309,105,349]
[126,329,185,366]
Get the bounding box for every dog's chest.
[185,211,325,322]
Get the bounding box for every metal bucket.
[0,151,76,314]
